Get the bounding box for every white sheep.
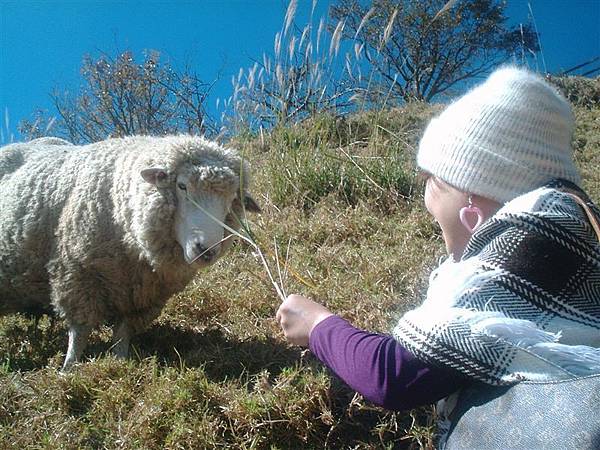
[0,135,260,370]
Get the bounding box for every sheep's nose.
[195,243,217,262]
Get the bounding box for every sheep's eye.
[177,183,187,191]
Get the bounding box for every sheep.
[0,137,73,182]
[0,135,260,370]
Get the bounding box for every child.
[276,66,600,443]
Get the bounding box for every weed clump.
[258,104,435,211]
[549,75,600,108]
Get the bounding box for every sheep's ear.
[243,193,261,213]
[141,168,169,187]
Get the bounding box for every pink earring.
[459,195,484,234]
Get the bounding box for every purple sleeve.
[309,315,469,411]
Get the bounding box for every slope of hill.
[1,77,597,449]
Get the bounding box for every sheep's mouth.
[185,250,215,266]
[189,258,214,267]
[190,250,218,265]
[186,236,231,265]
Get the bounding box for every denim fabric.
[444,375,600,450]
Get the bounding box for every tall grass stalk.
[337,146,385,193]
[283,0,297,37]
[528,2,547,73]
[2,107,13,144]
[379,8,398,51]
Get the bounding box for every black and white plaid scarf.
[393,180,600,384]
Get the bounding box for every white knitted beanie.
[417,66,581,204]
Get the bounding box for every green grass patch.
[252,104,435,211]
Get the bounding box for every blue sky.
[1,0,599,142]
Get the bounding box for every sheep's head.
[141,164,260,268]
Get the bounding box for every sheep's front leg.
[111,321,133,359]
[62,323,92,372]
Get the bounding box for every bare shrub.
[19,50,215,144]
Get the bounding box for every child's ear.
[140,168,170,188]
[243,193,261,213]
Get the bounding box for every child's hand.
[276,294,333,347]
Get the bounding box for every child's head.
[417,66,580,205]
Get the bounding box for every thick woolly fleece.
[417,67,581,204]
[0,135,251,334]
[394,181,600,384]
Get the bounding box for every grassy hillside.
[1,79,598,449]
